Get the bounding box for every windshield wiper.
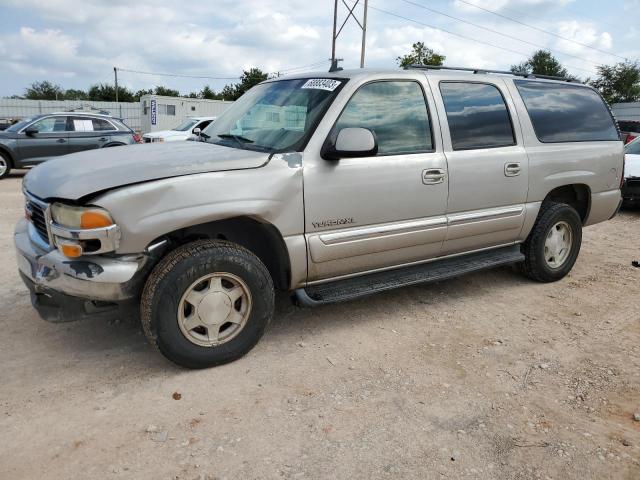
[216,133,254,144]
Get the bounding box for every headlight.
[51,203,114,229]
[153,137,164,142]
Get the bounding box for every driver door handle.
[56,138,67,143]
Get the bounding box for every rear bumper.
[622,178,640,204]
[14,218,151,321]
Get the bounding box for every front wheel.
[0,152,12,179]
[141,240,274,368]
[521,202,582,282]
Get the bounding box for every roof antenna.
[329,58,344,72]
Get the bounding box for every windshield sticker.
[301,79,341,91]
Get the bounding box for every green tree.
[87,83,135,102]
[511,50,569,78]
[199,85,220,100]
[62,89,88,100]
[590,62,640,104]
[220,68,268,100]
[154,86,180,97]
[24,81,64,100]
[134,88,153,100]
[396,42,445,68]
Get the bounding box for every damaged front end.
[15,192,156,323]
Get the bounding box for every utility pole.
[114,67,118,102]
[360,0,368,69]
[330,0,368,71]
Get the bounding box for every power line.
[278,59,329,73]
[115,67,240,80]
[476,0,620,32]
[363,2,596,75]
[398,0,600,68]
[456,0,627,62]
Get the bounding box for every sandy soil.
[0,171,639,480]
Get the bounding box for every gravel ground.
[1,171,639,480]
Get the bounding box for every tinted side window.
[92,118,114,131]
[335,81,432,155]
[515,80,619,142]
[439,82,515,150]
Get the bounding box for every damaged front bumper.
[14,219,151,322]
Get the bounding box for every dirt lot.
[0,171,639,480]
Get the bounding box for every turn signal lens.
[59,241,83,258]
[80,211,114,229]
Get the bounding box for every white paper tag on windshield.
[301,79,341,91]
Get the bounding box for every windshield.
[173,119,199,131]
[202,78,345,153]
[625,137,640,154]
[6,117,37,132]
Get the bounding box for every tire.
[141,239,274,368]
[521,201,582,283]
[0,151,12,179]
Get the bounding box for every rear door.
[428,78,529,255]
[17,115,70,164]
[68,116,116,153]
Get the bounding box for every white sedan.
[142,117,216,143]
[623,136,640,205]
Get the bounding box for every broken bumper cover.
[14,219,150,322]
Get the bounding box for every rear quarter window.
[515,80,619,143]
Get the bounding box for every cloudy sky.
[0,0,638,97]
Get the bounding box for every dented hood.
[24,141,269,201]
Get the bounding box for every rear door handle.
[98,137,108,142]
[422,168,446,185]
[504,162,521,177]
[56,138,67,143]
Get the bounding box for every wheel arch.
[149,216,292,290]
[542,184,591,224]
[0,145,14,166]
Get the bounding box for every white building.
[140,95,233,134]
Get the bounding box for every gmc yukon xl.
[14,67,624,368]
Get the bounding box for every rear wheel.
[141,240,274,368]
[521,202,582,282]
[0,152,11,179]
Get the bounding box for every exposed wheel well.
[153,217,291,290]
[543,184,591,223]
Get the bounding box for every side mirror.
[193,127,201,136]
[24,126,38,136]
[321,127,377,160]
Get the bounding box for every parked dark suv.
[0,112,138,178]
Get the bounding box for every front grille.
[144,137,152,143]
[26,199,50,244]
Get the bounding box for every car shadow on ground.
[25,265,527,373]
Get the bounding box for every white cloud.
[0,0,634,97]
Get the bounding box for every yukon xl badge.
[312,217,355,229]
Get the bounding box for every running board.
[295,245,524,306]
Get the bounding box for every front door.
[17,115,70,164]
[303,78,449,281]
[428,78,529,255]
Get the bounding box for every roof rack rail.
[406,65,580,83]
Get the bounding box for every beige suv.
[15,67,623,368]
